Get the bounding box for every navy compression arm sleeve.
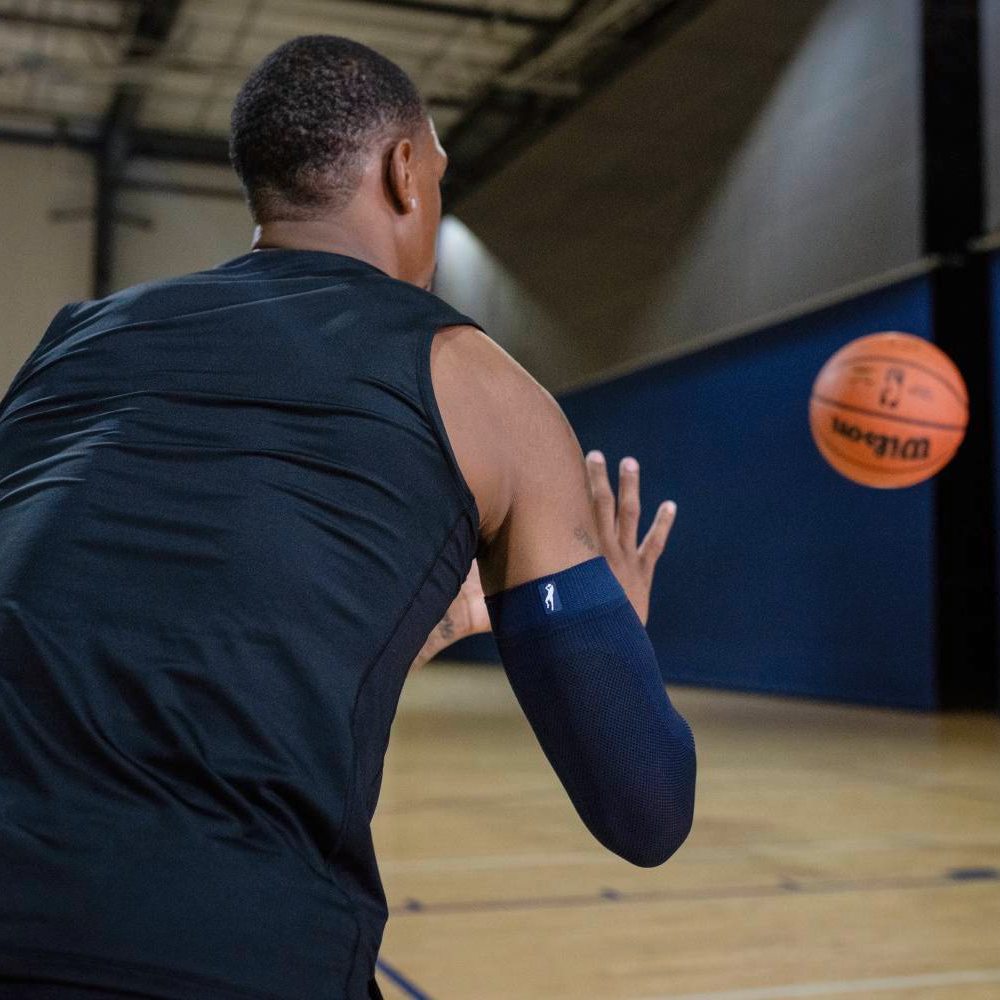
[484,556,696,867]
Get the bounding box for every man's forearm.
[410,610,461,671]
[484,556,696,867]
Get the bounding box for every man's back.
[0,248,479,1000]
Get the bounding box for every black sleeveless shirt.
[0,250,481,999]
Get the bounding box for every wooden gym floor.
[371,663,1000,1000]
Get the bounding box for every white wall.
[0,151,252,395]
[115,160,251,289]
[437,0,924,392]
[0,143,93,393]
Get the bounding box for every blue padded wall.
[445,278,937,709]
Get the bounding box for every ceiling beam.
[131,126,231,163]
[344,0,561,30]
[0,123,96,151]
[0,121,234,166]
[442,0,717,208]
[104,0,185,127]
[121,177,245,202]
[3,0,717,212]
[0,11,123,35]
[440,0,594,199]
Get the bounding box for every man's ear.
[385,138,416,215]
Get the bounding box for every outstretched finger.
[637,500,677,575]
[617,456,641,551]
[585,451,617,549]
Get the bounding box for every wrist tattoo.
[573,524,597,552]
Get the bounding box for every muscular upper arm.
[430,325,600,597]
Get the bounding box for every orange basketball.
[809,332,968,489]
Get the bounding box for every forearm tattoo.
[573,524,598,552]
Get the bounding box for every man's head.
[230,36,446,287]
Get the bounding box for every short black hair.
[230,35,426,222]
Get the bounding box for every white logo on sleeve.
[538,580,562,613]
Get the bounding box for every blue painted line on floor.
[376,957,434,1000]
[388,866,1000,918]
[948,866,999,880]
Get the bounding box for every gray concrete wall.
[438,0,924,392]
[432,216,564,379]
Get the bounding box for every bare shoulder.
[429,325,575,545]
[430,324,536,394]
[430,326,596,593]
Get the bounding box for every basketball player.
[0,36,696,1000]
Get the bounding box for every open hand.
[584,451,676,626]
[444,557,490,640]
[409,559,490,672]
[433,451,676,648]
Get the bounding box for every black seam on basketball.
[815,432,953,475]
[828,353,967,406]
[810,394,967,432]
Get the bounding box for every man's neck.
[251,218,401,279]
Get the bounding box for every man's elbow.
[591,776,697,868]
[636,814,695,867]
[611,802,695,868]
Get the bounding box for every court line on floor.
[388,867,999,917]
[378,834,1000,874]
[375,958,434,1000]
[631,967,1000,999]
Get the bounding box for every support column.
[922,0,999,708]
[91,0,184,298]
[93,119,129,298]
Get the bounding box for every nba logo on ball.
[539,580,562,613]
[809,331,968,489]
